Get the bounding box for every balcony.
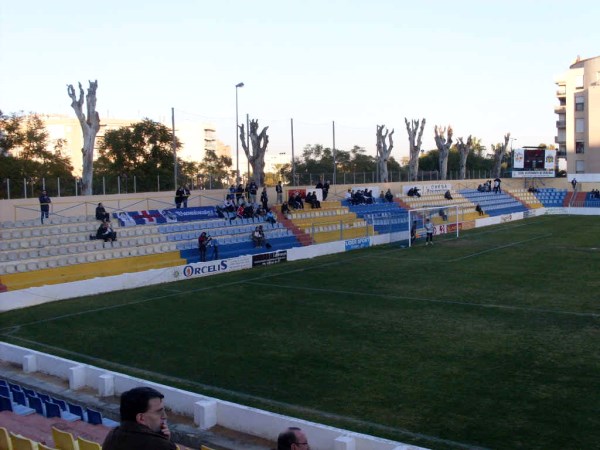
[554,105,566,114]
[556,150,566,157]
[554,136,566,144]
[556,88,566,97]
[556,120,566,128]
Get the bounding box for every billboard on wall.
[512,148,556,177]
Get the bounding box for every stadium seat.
[25,395,44,415]
[0,394,35,416]
[51,427,78,450]
[67,402,86,421]
[9,433,36,450]
[45,400,80,422]
[0,427,12,450]
[39,443,58,450]
[86,408,118,427]
[76,437,101,450]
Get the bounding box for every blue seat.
[86,407,119,427]
[0,385,9,398]
[0,394,35,415]
[37,392,51,403]
[67,402,87,421]
[26,395,44,415]
[11,390,27,406]
[45,400,80,421]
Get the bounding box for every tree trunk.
[491,133,510,178]
[456,135,472,180]
[376,125,394,182]
[239,119,269,186]
[67,81,100,196]
[434,125,453,181]
[405,118,426,182]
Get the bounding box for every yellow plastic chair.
[0,427,13,450]
[200,446,216,450]
[38,444,57,450]
[8,434,36,450]
[50,428,78,450]
[75,437,99,450]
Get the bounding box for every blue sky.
[1,0,598,163]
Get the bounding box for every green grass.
[1,215,599,450]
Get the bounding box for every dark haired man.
[102,386,176,450]
[277,427,310,450]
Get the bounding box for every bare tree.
[456,135,473,180]
[376,125,394,182]
[239,119,269,186]
[67,81,100,196]
[405,118,426,181]
[491,133,510,178]
[434,125,453,180]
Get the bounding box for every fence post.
[103,177,106,195]
[6,179,10,199]
[57,178,61,197]
[118,176,121,195]
[157,175,160,192]
[23,178,27,199]
[134,175,137,193]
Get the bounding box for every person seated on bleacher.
[439,208,448,221]
[344,189,352,202]
[96,221,117,243]
[306,191,321,209]
[384,189,394,202]
[251,226,265,248]
[290,192,304,209]
[444,190,453,200]
[216,198,235,218]
[528,186,539,193]
[243,204,255,219]
[197,231,211,262]
[364,189,374,204]
[477,184,485,192]
[475,203,484,216]
[230,204,245,223]
[281,201,291,215]
[265,209,277,225]
[95,203,110,222]
[352,190,365,205]
[102,387,177,450]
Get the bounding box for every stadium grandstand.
[1,177,599,450]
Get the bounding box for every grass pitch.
[1,215,599,450]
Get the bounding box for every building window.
[575,118,585,133]
[575,75,584,89]
[576,160,585,173]
[576,141,585,154]
[575,96,584,111]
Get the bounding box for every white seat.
[49,247,59,256]
[16,263,27,272]
[76,255,87,264]
[26,262,38,271]
[37,260,48,270]
[86,254,97,263]
[67,256,77,265]
[47,258,58,268]
[5,264,16,274]
[67,246,78,254]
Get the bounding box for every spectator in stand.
[493,178,502,194]
[323,180,330,201]
[96,221,117,244]
[315,180,324,193]
[281,201,291,215]
[175,186,184,208]
[384,189,394,203]
[475,203,484,216]
[182,185,191,207]
[236,183,244,204]
[230,204,245,223]
[276,181,283,204]
[344,189,352,202]
[96,202,111,222]
[276,427,310,450]
[228,184,236,199]
[379,191,385,202]
[292,192,304,209]
[265,209,277,225]
[102,387,176,450]
[251,225,265,248]
[260,186,269,210]
[197,231,211,262]
[424,218,434,245]
[571,178,577,191]
[39,190,51,224]
[306,191,321,209]
[477,184,485,192]
[444,190,453,200]
[249,180,258,203]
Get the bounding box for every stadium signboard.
[345,236,370,251]
[252,250,288,266]
[179,256,252,279]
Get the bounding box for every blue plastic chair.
[26,395,44,415]
[0,394,35,416]
[11,390,27,406]
[86,408,119,427]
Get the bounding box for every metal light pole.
[235,82,244,182]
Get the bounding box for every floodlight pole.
[235,82,244,182]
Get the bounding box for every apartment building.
[42,114,230,176]
[555,55,600,180]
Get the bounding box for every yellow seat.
[51,428,78,450]
[9,434,37,450]
[201,446,216,450]
[0,428,13,450]
[75,437,99,450]
[38,444,57,450]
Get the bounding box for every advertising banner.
[345,236,370,251]
[513,148,525,169]
[544,150,556,170]
[252,250,288,266]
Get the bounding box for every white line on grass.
[245,281,600,319]
[449,234,553,261]
[4,333,491,450]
